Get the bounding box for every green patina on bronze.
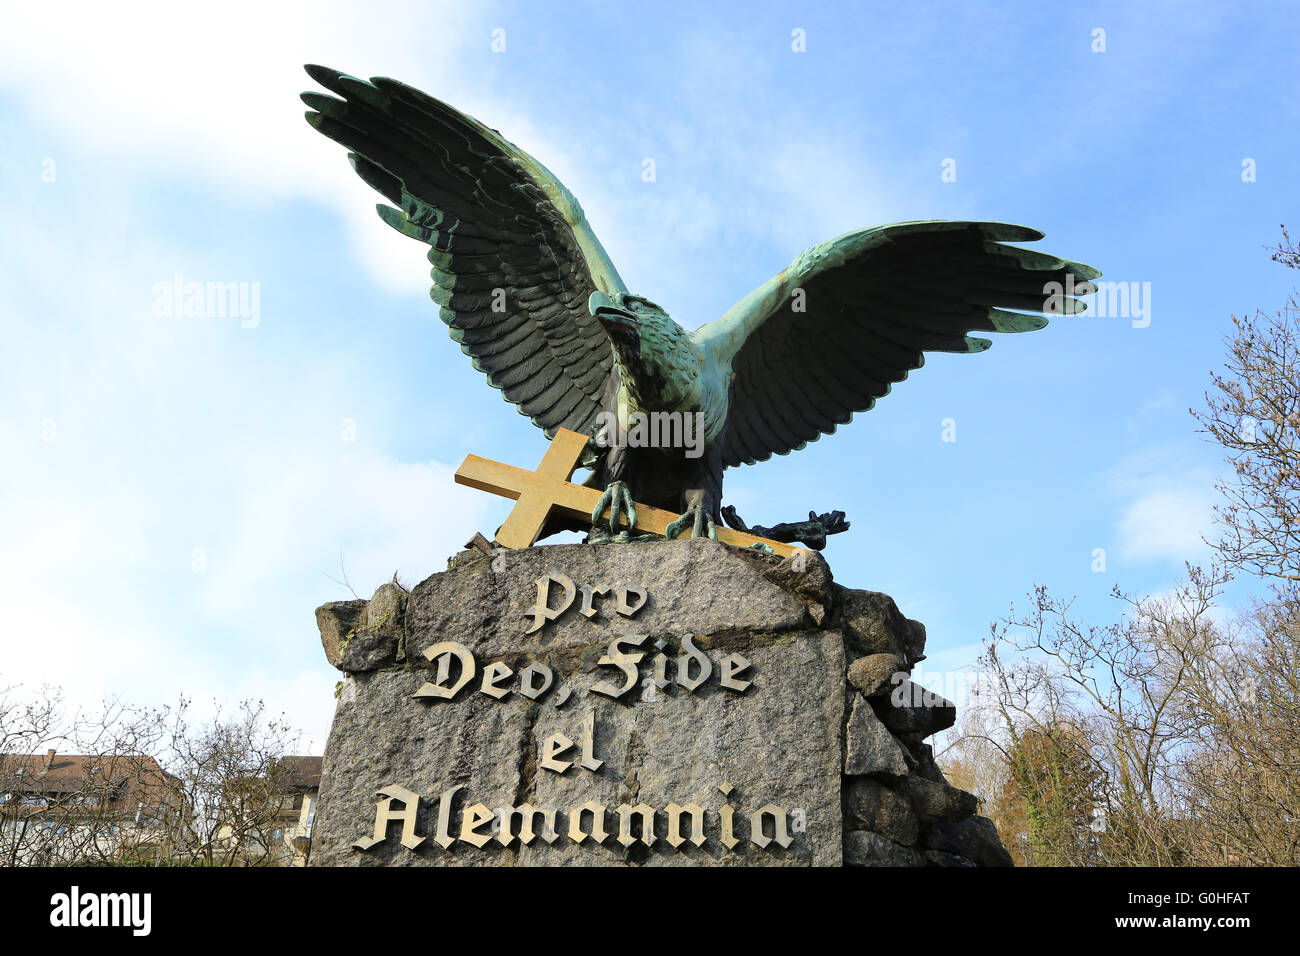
[302,65,1101,550]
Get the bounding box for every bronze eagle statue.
[301,65,1099,548]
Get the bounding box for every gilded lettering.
[459,802,496,847]
[353,784,424,851]
[719,652,753,692]
[524,571,576,634]
[540,732,575,774]
[591,634,649,699]
[518,661,554,700]
[578,585,609,618]
[495,804,559,846]
[480,660,513,699]
[615,802,657,847]
[718,782,740,851]
[413,642,476,701]
[568,800,609,844]
[615,583,648,617]
[664,802,707,849]
[579,710,604,771]
[749,804,794,849]
[434,784,465,849]
[676,635,713,692]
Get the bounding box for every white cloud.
[1117,487,1214,564]
[1102,444,1217,566]
[198,449,489,618]
[0,0,478,295]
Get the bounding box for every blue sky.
[2,1,1296,749]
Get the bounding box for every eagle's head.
[588,290,701,413]
[588,290,671,347]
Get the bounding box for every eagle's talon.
[666,503,716,541]
[592,480,636,535]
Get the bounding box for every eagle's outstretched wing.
[301,65,624,437]
[693,221,1100,467]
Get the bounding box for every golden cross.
[454,428,808,558]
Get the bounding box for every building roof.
[1,751,176,812]
[273,756,322,791]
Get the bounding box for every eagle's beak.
[588,291,637,340]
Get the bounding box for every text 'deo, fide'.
[412,634,753,704]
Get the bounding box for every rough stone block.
[902,776,979,825]
[920,815,1014,867]
[833,587,927,666]
[847,653,903,697]
[404,539,813,663]
[843,778,918,846]
[844,830,924,867]
[872,679,956,738]
[844,694,910,781]
[316,599,366,670]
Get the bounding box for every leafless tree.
[946,565,1300,866]
[1173,598,1300,864]
[1,682,303,866]
[0,687,177,866]
[1193,227,1300,591]
[158,698,303,866]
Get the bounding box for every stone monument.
[311,538,1010,866]
[299,62,1096,866]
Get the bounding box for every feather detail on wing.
[301,65,624,437]
[693,221,1101,467]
